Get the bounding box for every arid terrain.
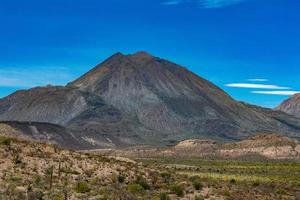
[0,133,226,200]
[1,123,300,200]
[98,134,300,160]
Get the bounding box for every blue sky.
[0,0,300,108]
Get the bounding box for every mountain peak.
[128,51,155,61]
[132,51,152,56]
[109,52,126,60]
[103,51,155,65]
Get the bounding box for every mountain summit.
[1,52,300,149]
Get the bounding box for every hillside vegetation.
[0,135,223,200]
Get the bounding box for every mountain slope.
[0,51,300,148]
[0,121,91,149]
[276,93,300,118]
[69,51,300,140]
[0,86,105,125]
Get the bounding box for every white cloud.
[0,67,75,88]
[161,0,249,8]
[161,0,181,5]
[198,0,248,8]
[247,78,269,82]
[225,83,290,90]
[251,91,300,96]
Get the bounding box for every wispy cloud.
[161,0,249,8]
[247,78,269,82]
[225,83,290,90]
[0,67,75,88]
[198,0,248,8]
[161,0,181,5]
[252,91,300,96]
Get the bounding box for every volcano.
[1,51,300,149]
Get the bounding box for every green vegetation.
[0,137,12,146]
[128,184,145,194]
[137,157,300,186]
[75,181,90,193]
[170,184,184,197]
[135,176,150,190]
[191,176,203,190]
[117,174,125,183]
[159,192,170,200]
[136,157,300,200]
[161,172,172,184]
[194,195,204,200]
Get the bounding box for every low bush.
[192,179,203,190]
[136,176,150,190]
[1,138,12,146]
[161,172,172,184]
[76,181,90,193]
[159,192,170,200]
[275,188,288,195]
[170,184,184,197]
[230,178,236,184]
[194,195,204,200]
[128,184,145,194]
[118,174,125,183]
[53,195,64,200]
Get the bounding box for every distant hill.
[1,51,300,149]
[276,93,300,118]
[102,134,300,160]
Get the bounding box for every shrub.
[230,178,236,184]
[128,184,145,194]
[76,181,90,193]
[252,181,260,187]
[194,195,204,200]
[161,172,172,184]
[118,174,125,183]
[53,195,64,200]
[84,168,94,177]
[12,153,22,165]
[1,138,12,146]
[192,179,203,190]
[159,192,170,200]
[275,188,288,195]
[170,184,184,197]
[33,175,42,186]
[45,166,54,190]
[27,190,44,200]
[136,176,150,190]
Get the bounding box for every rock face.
[1,51,300,149]
[276,93,300,118]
